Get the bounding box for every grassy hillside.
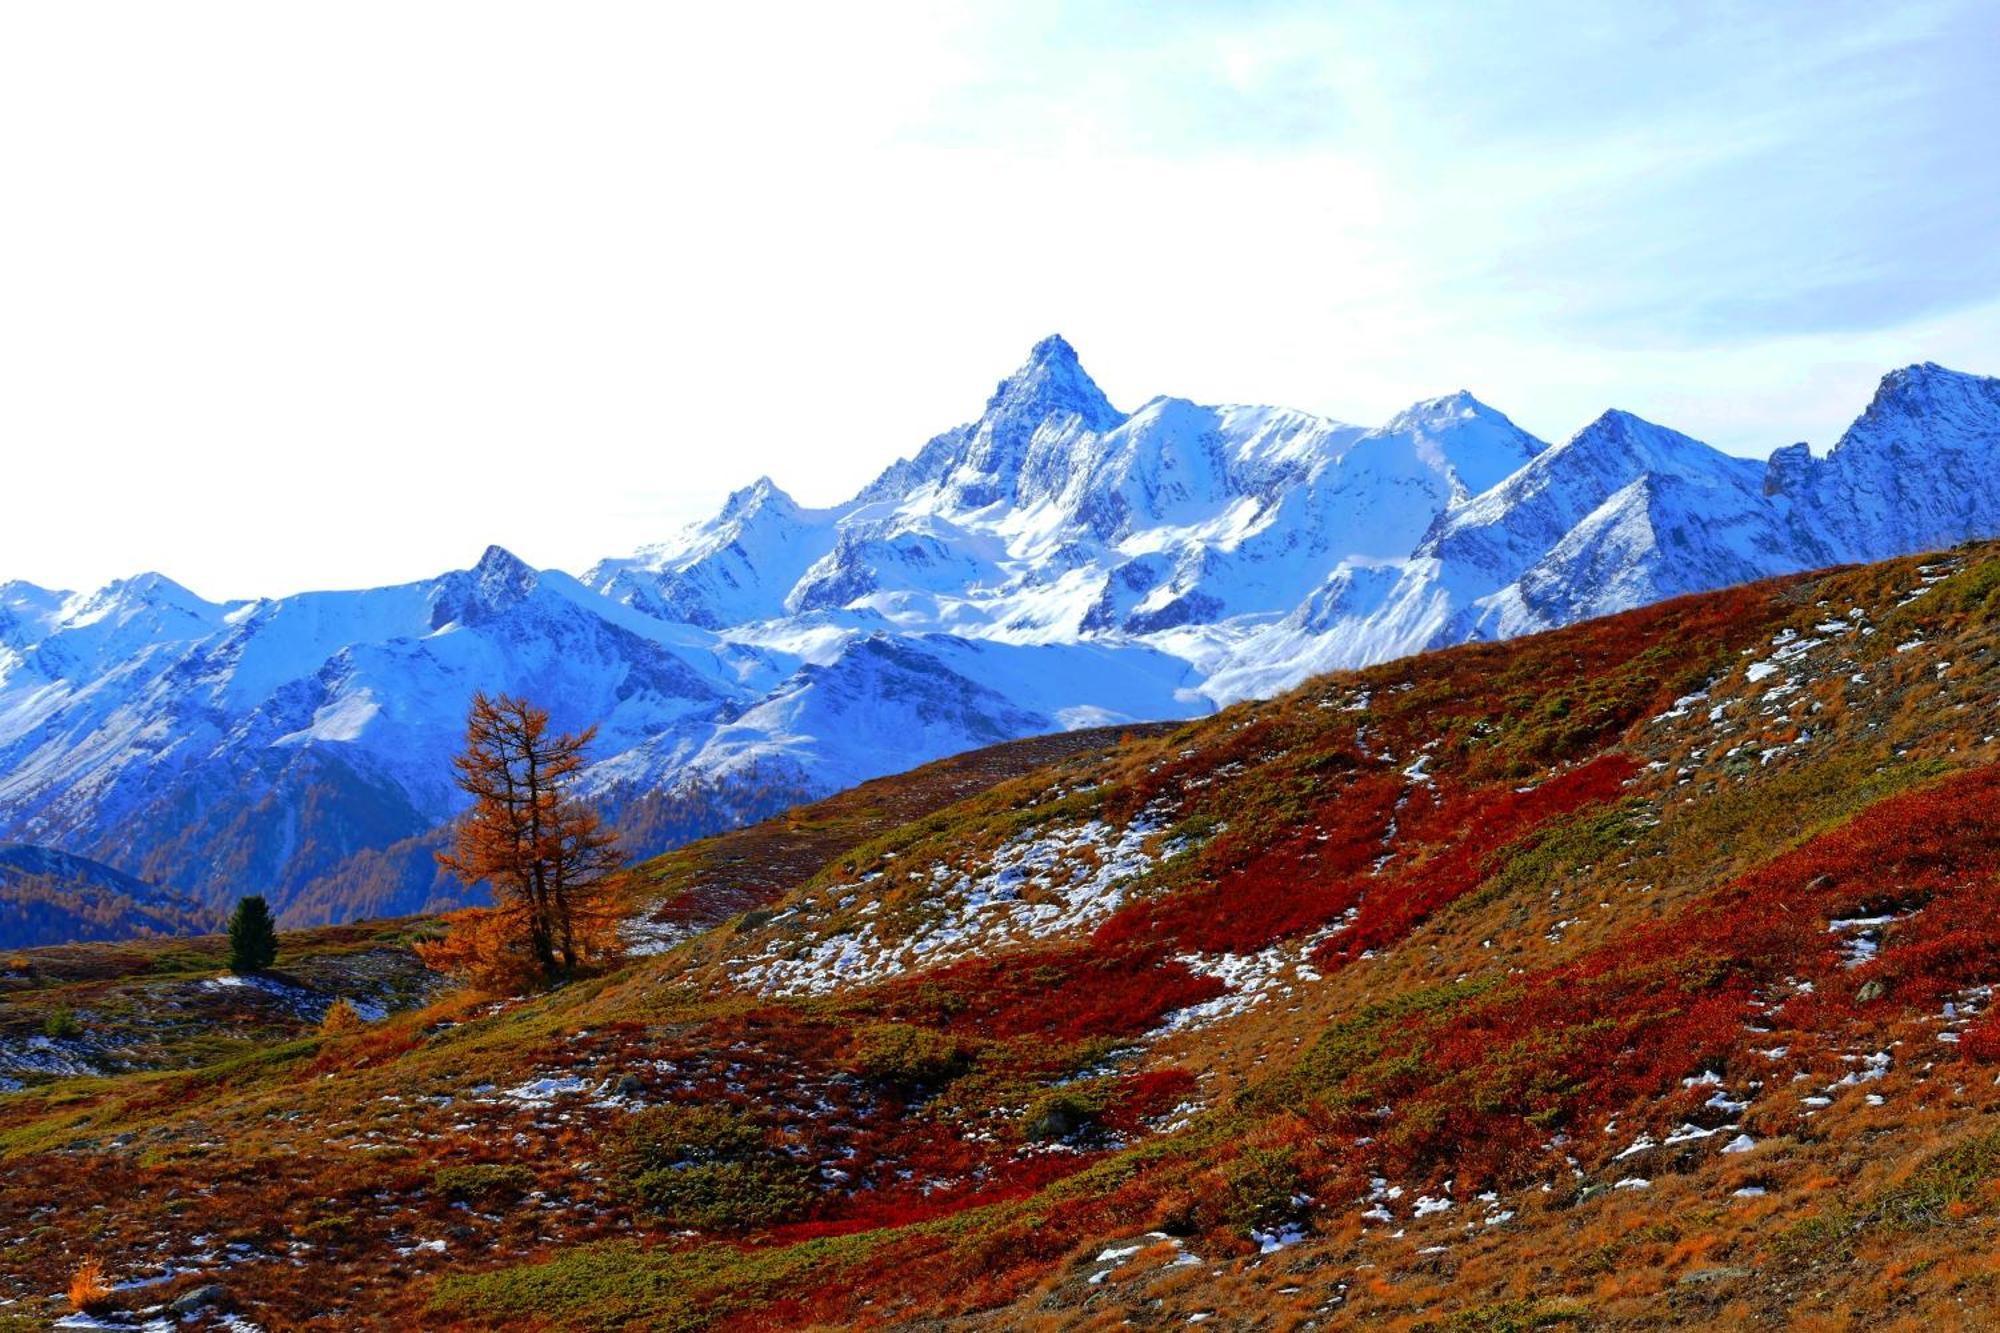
[0,918,444,1091]
[6,544,2000,1328]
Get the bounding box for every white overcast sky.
[3,1,1996,600]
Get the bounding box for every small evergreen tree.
[227,895,279,973]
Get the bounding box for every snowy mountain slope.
[4,338,2000,925]
[1202,369,2000,700]
[584,631,1201,803]
[695,336,1544,647]
[584,478,846,630]
[1775,361,2000,563]
[0,548,752,913]
[1409,409,1796,638]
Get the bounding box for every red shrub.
[1096,754,1637,968]
[1101,1067,1201,1133]
[1316,753,1639,966]
[1094,773,1400,957]
[776,1151,1094,1242]
[871,943,1225,1043]
[1961,1011,2000,1063]
[1855,892,2000,1011]
[1298,764,2000,1190]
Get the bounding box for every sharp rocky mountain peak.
[5,340,2000,923]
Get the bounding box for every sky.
[2,1,1996,600]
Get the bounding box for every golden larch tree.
[427,691,626,988]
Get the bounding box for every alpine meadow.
[4,3,2000,1329]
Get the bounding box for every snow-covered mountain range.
[5,337,1999,922]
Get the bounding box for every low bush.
[871,943,1225,1043]
[608,1105,766,1174]
[630,1159,814,1232]
[434,1162,537,1202]
[319,998,366,1035]
[1417,1299,1592,1332]
[1218,1145,1305,1234]
[1960,1013,2000,1063]
[847,1022,970,1088]
[606,1105,812,1232]
[299,1212,361,1240]
[1021,1086,1108,1142]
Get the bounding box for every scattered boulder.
[170,1283,229,1313]
[1022,1089,1100,1142]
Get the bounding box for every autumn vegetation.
[9,546,2000,1327]
[318,997,365,1035]
[416,692,627,993]
[66,1258,111,1315]
[0,872,215,950]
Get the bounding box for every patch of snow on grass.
[494,1075,592,1105]
[736,806,1173,996]
[1254,1223,1310,1252]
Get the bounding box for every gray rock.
[169,1283,229,1313]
